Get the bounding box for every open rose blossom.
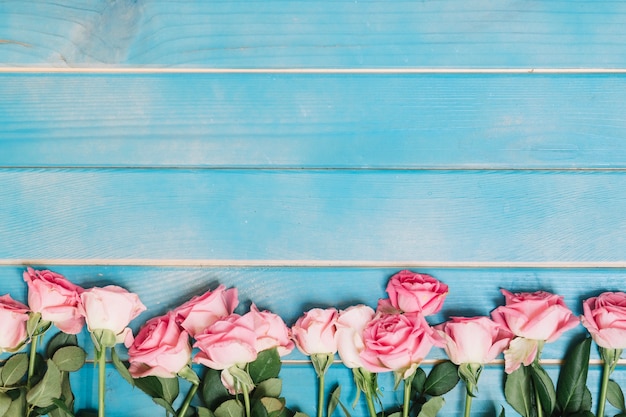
[128,312,192,378]
[336,304,375,368]
[246,304,294,356]
[193,313,258,370]
[0,294,30,353]
[291,307,338,356]
[80,285,147,345]
[360,312,443,379]
[23,267,84,334]
[384,270,448,315]
[173,285,239,337]
[491,289,579,373]
[435,316,512,365]
[581,292,626,349]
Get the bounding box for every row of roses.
[0,268,625,417]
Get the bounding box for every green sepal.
[229,366,255,393]
[178,366,201,385]
[27,313,51,339]
[600,348,623,374]
[310,353,334,379]
[90,329,117,355]
[458,363,482,397]
[424,361,459,396]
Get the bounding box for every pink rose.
[173,285,239,337]
[491,289,579,373]
[80,285,147,346]
[291,308,338,356]
[23,267,84,334]
[193,313,258,370]
[336,305,375,368]
[0,294,30,353]
[385,270,448,315]
[435,316,512,365]
[128,312,192,378]
[246,304,294,356]
[582,292,626,349]
[360,313,442,378]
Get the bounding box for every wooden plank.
[2,1,626,68]
[3,73,626,168]
[2,166,626,263]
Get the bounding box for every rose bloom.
[336,304,375,368]
[23,267,84,334]
[80,285,147,345]
[291,307,338,356]
[128,312,192,378]
[360,312,442,379]
[246,304,294,356]
[173,285,239,337]
[385,270,448,315]
[582,292,626,349]
[435,316,512,365]
[0,294,30,353]
[193,313,258,370]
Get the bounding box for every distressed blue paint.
[2,74,626,168]
[1,1,626,68]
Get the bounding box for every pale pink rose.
[291,308,338,356]
[0,294,30,353]
[435,316,512,365]
[491,289,579,342]
[582,292,626,349]
[385,270,448,315]
[193,313,258,370]
[128,312,192,378]
[336,305,375,368]
[360,312,442,379]
[80,285,147,345]
[23,267,84,334]
[173,285,239,337]
[246,304,294,356]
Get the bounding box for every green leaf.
[261,397,285,414]
[530,363,556,415]
[251,398,269,417]
[253,378,283,400]
[110,347,134,387]
[198,407,216,417]
[424,361,460,396]
[1,354,28,386]
[202,368,232,409]
[215,399,245,417]
[152,397,177,415]
[249,349,282,384]
[135,376,164,399]
[581,387,592,413]
[608,380,626,411]
[160,376,180,404]
[52,346,86,372]
[328,386,341,417]
[293,412,310,417]
[48,372,76,417]
[505,366,534,417]
[49,397,75,417]
[26,359,62,408]
[417,396,445,417]
[411,368,427,395]
[0,392,12,416]
[499,406,505,417]
[3,389,25,417]
[46,333,78,359]
[556,338,592,415]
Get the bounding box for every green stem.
[464,390,473,417]
[597,359,611,417]
[534,381,543,417]
[402,377,412,417]
[317,372,325,417]
[177,381,199,417]
[98,348,106,417]
[365,388,377,417]
[243,383,251,417]
[27,333,39,389]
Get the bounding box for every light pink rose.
[128,312,192,378]
[80,285,147,345]
[193,313,258,370]
[336,305,375,368]
[291,308,338,356]
[435,316,512,365]
[360,312,442,379]
[385,270,448,315]
[0,294,30,353]
[491,289,579,373]
[23,267,84,334]
[246,304,294,356]
[582,292,626,349]
[173,285,239,337]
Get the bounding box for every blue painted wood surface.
[2,1,626,416]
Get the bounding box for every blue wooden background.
[2,1,626,416]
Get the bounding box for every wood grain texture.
[2,0,626,68]
[3,73,626,168]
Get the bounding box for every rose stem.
[402,377,412,417]
[177,381,199,417]
[27,333,39,389]
[365,387,377,417]
[317,372,325,417]
[597,359,611,417]
[243,383,252,417]
[98,348,106,417]
[463,390,473,417]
